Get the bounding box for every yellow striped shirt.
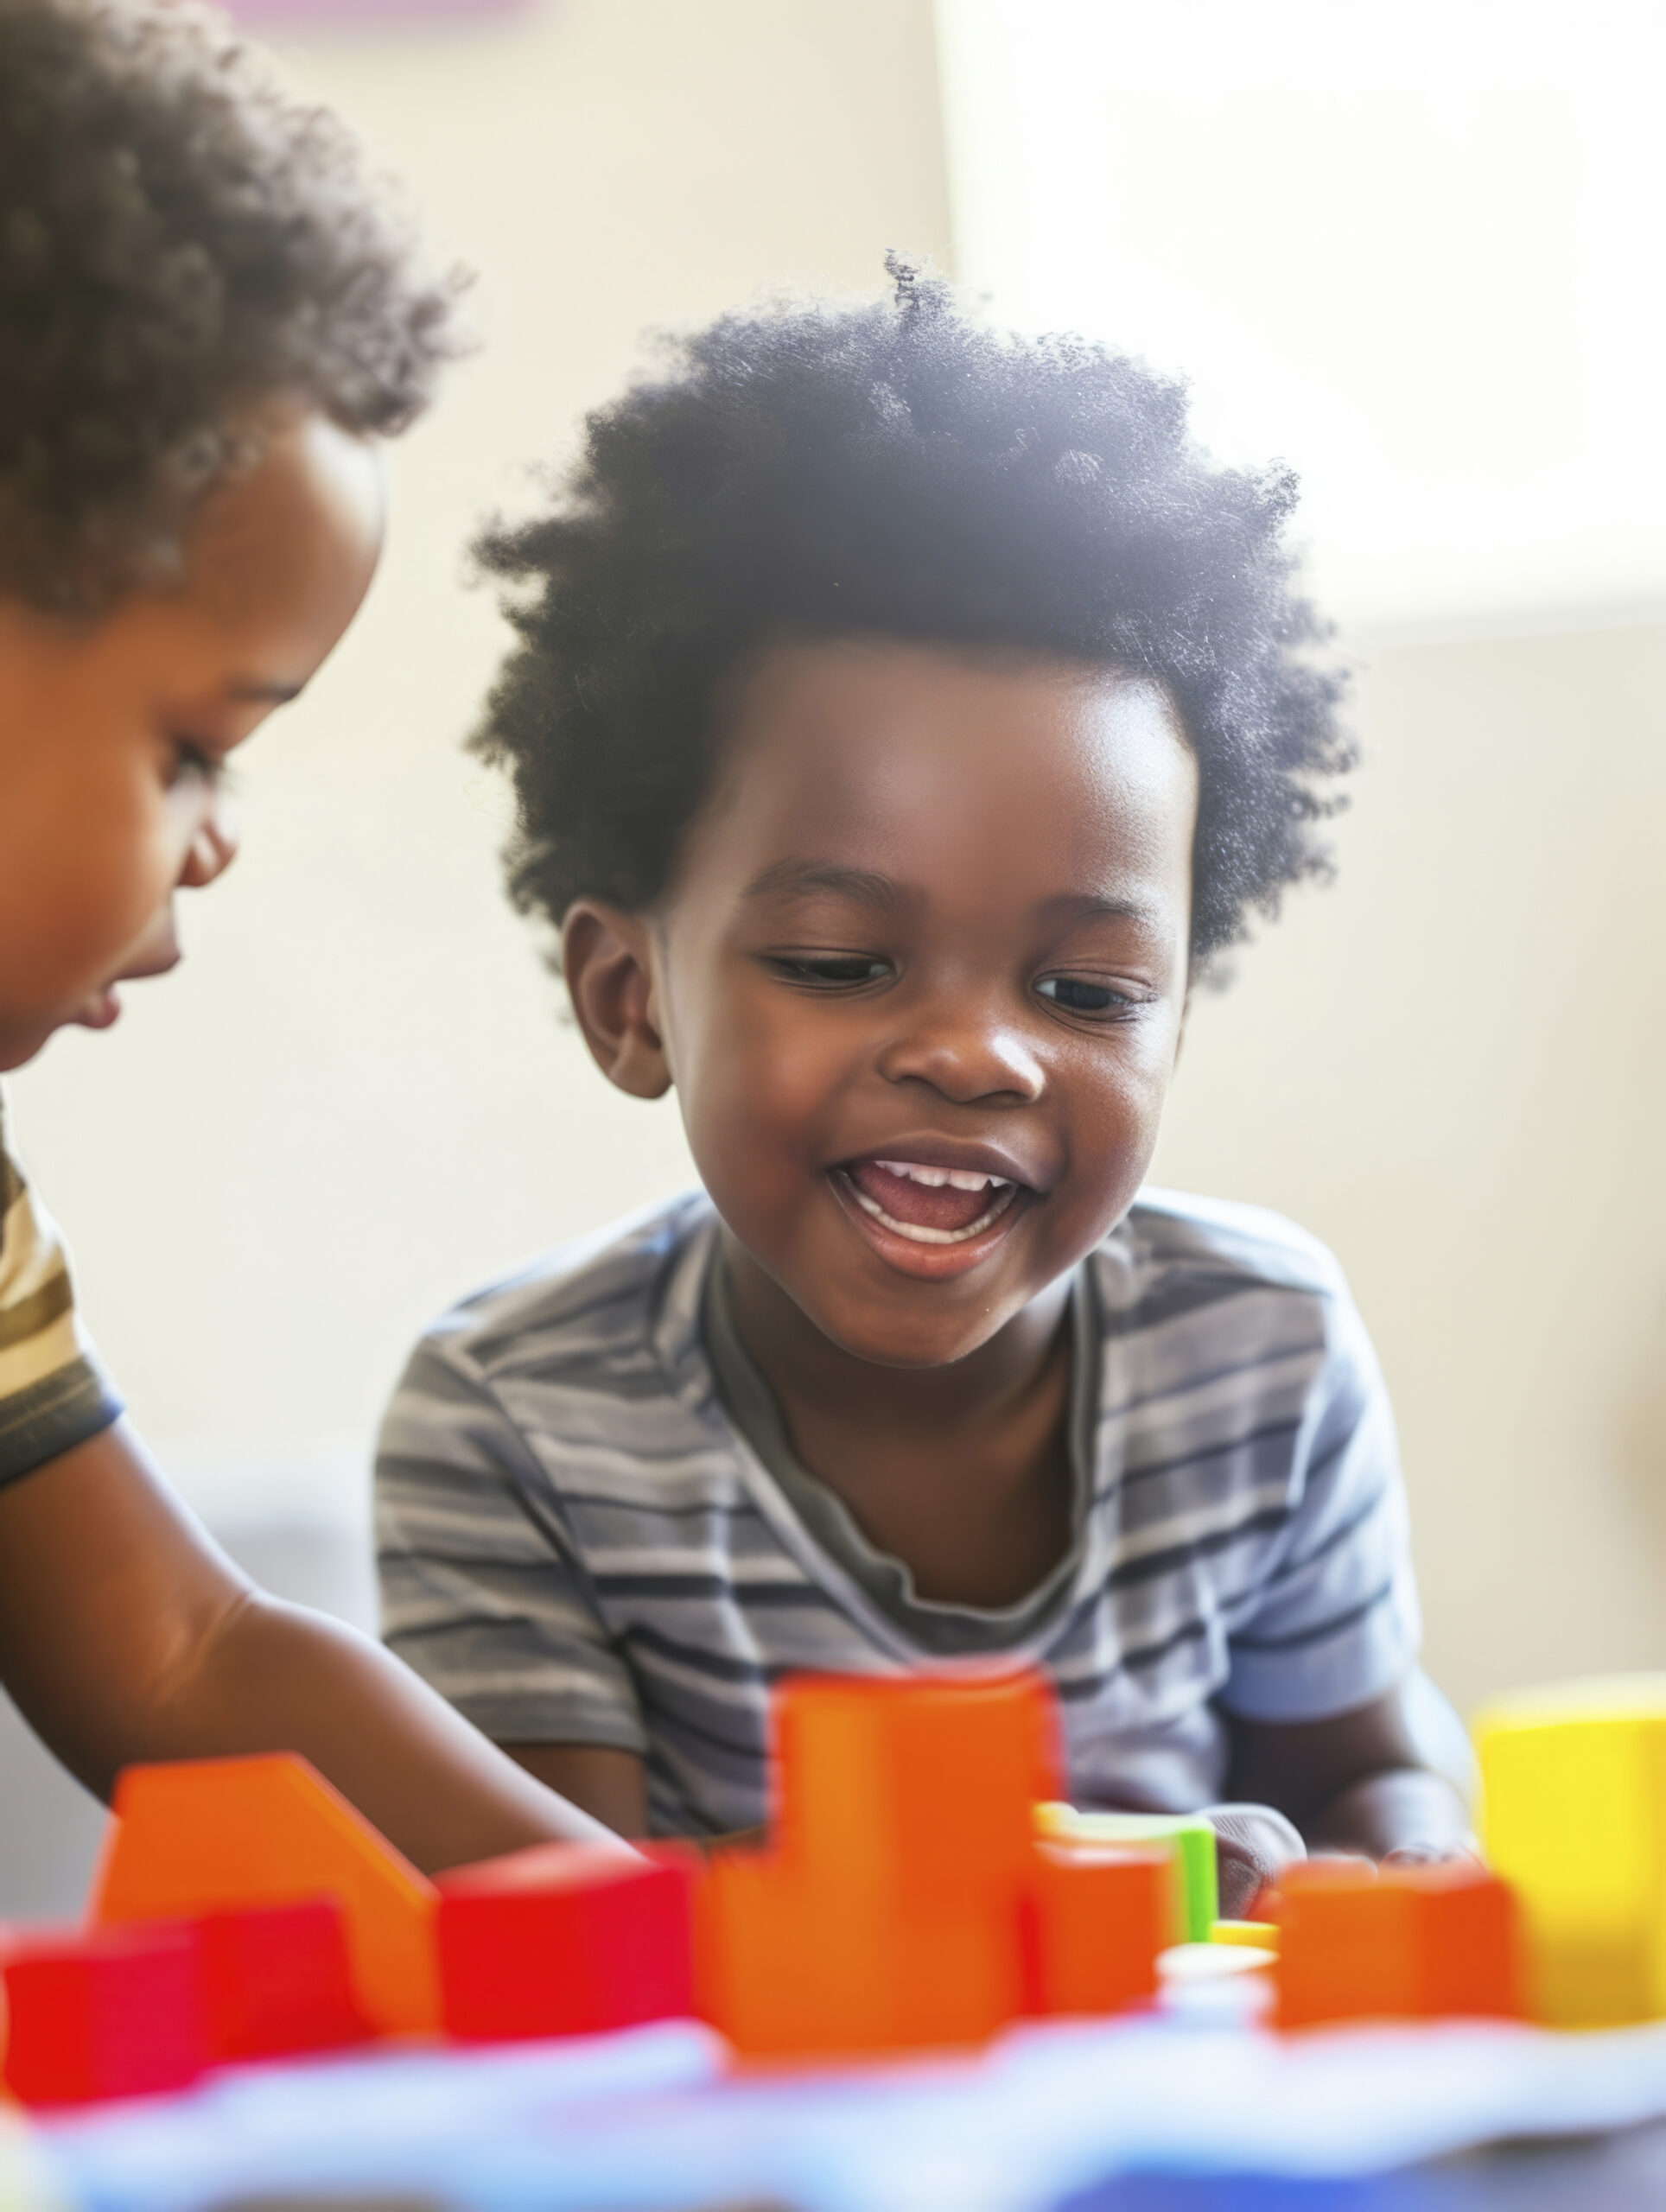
[0,1096,122,1486]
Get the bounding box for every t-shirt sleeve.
[375,1332,648,1756]
[1218,1283,1421,1723]
[0,1137,123,1489]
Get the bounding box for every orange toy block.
[773,1669,1059,1906]
[1275,1859,1523,2030]
[1022,1844,1170,2018]
[92,1754,440,2037]
[695,1844,1027,2058]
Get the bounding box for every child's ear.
[561,900,671,1099]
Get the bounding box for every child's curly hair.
[474,259,1353,968]
[0,0,461,613]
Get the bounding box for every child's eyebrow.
[742,860,902,912]
[224,677,304,706]
[1038,891,1167,929]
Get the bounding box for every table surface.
[33,2012,1666,2212]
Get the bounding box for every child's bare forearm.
[170,1591,626,1873]
[0,1421,623,1875]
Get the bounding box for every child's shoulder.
[1103,1187,1353,1310]
[414,1191,718,1389]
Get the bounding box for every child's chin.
[0,1014,73,1071]
[807,1288,1020,1373]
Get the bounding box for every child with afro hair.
[0,0,616,1872]
[377,261,1472,1911]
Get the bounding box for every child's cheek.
[680,987,839,1229]
[37,777,177,995]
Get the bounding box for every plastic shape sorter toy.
[436,1841,695,2040]
[92,1752,439,2037]
[695,1669,1173,2059]
[1274,1859,1523,2031]
[1475,1677,1666,2028]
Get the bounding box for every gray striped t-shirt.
[375,1188,1420,1837]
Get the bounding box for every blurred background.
[4,0,1663,1910]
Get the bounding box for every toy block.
[1211,1917,1280,1952]
[1035,1803,1218,1941]
[3,1923,209,2106]
[773,1669,1059,1906]
[436,1841,694,2040]
[1275,1859,1522,2030]
[92,1753,440,2037]
[1476,1679,1666,2026]
[694,1844,1027,2058]
[1414,1865,1522,2019]
[196,1898,367,2061]
[1021,1843,1169,2017]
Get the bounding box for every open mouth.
[840,1158,1023,1246]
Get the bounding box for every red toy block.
[1022,1843,1170,2018]
[3,1923,209,2106]
[1276,1859,1523,2029]
[196,1898,368,2061]
[436,1842,694,2040]
[773,1669,1060,1907]
[92,1753,440,2036]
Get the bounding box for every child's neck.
[723,1234,1076,1610]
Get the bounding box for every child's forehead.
[674,635,1199,932]
[710,635,1195,845]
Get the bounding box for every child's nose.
[178,794,240,891]
[876,1000,1046,1105]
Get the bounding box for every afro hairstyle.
[472,257,1353,968]
[0,0,461,613]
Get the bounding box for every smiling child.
[377,266,1470,1904]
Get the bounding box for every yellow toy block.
[1210,1918,1280,1953]
[1475,1675,1666,2027]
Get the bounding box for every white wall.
[934,0,1666,632]
[1150,619,1666,1714]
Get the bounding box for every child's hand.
[1381,1839,1484,1872]
[1200,1802,1306,1921]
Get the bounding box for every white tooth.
[874,1160,1018,1192]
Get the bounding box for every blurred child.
[376,265,1471,1910]
[0,0,616,1872]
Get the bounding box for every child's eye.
[1035,975,1137,1017]
[168,739,223,789]
[766,954,892,989]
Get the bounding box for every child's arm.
[1224,1685,1474,1862]
[0,1421,627,1875]
[501,1745,649,1838]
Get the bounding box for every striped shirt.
[376,1189,1420,1837]
[0,1096,123,1487]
